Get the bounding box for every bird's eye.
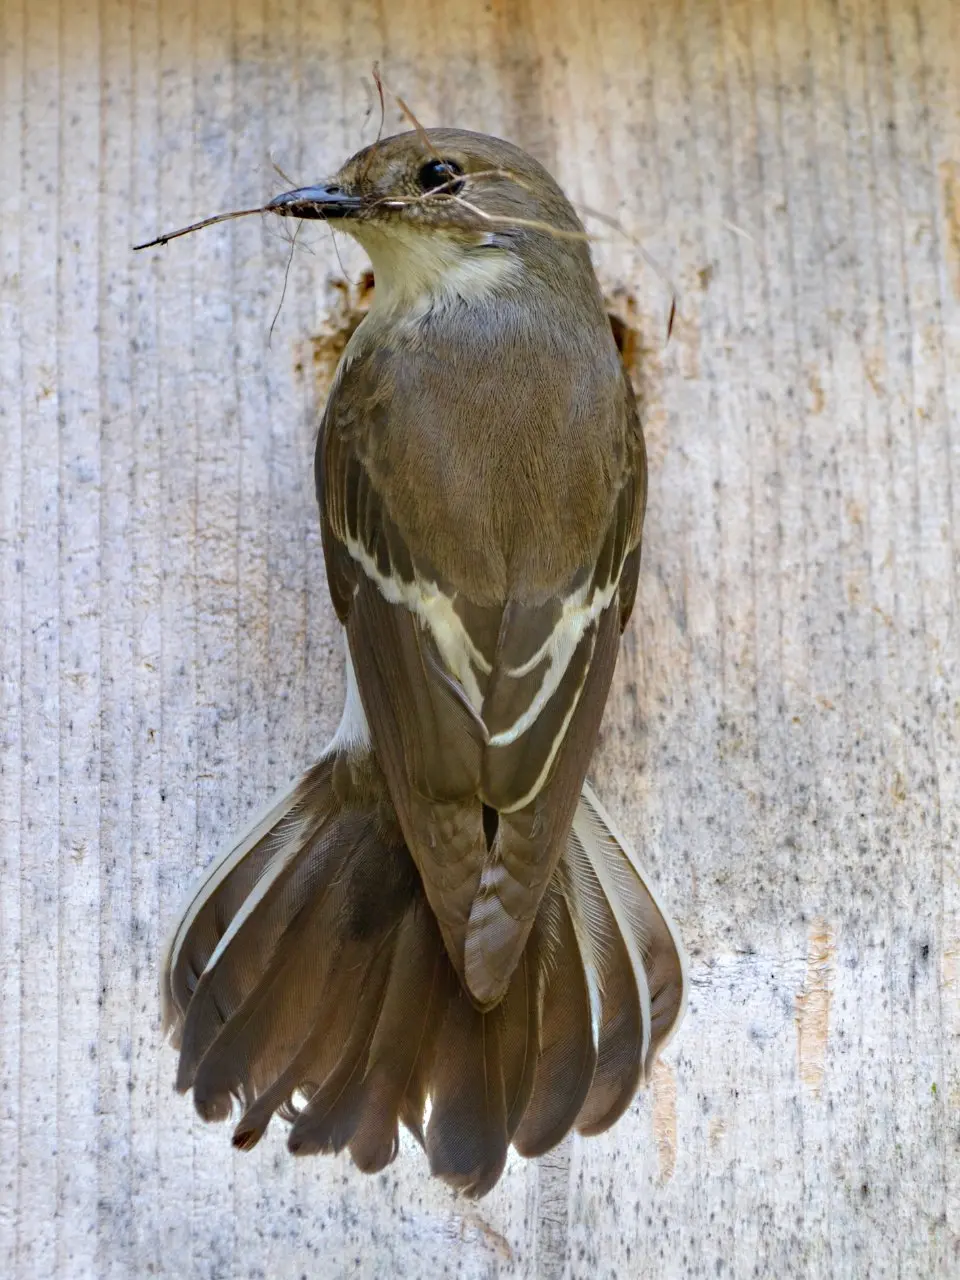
[417,158,465,196]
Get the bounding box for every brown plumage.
[161,128,687,1196]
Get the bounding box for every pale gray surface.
[1,0,958,1276]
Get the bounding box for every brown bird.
[161,128,687,1197]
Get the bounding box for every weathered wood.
[1,0,957,1275]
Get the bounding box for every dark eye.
[417,158,465,195]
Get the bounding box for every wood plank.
[1,1,957,1275]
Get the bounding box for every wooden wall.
[1,0,958,1275]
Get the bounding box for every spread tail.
[161,754,686,1197]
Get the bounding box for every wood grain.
[1,0,957,1275]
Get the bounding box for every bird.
[160,127,687,1198]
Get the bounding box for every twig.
[133,207,265,251]
[268,219,303,345]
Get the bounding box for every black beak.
[266,184,365,220]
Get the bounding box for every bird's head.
[268,128,595,311]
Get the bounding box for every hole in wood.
[608,310,638,376]
[309,271,377,374]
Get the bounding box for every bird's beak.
[266,184,365,220]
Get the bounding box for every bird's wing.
[318,348,646,1008]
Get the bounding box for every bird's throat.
[347,224,520,319]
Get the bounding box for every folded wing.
[320,391,646,1008]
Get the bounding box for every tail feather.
[561,814,647,1135]
[574,921,646,1134]
[498,949,541,1137]
[190,819,408,1120]
[512,885,599,1157]
[231,932,392,1154]
[230,908,401,1154]
[162,762,335,1037]
[161,755,687,1197]
[425,990,509,1197]
[286,935,398,1157]
[347,903,455,1172]
[575,782,687,1070]
[177,804,362,1088]
[188,851,357,1121]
